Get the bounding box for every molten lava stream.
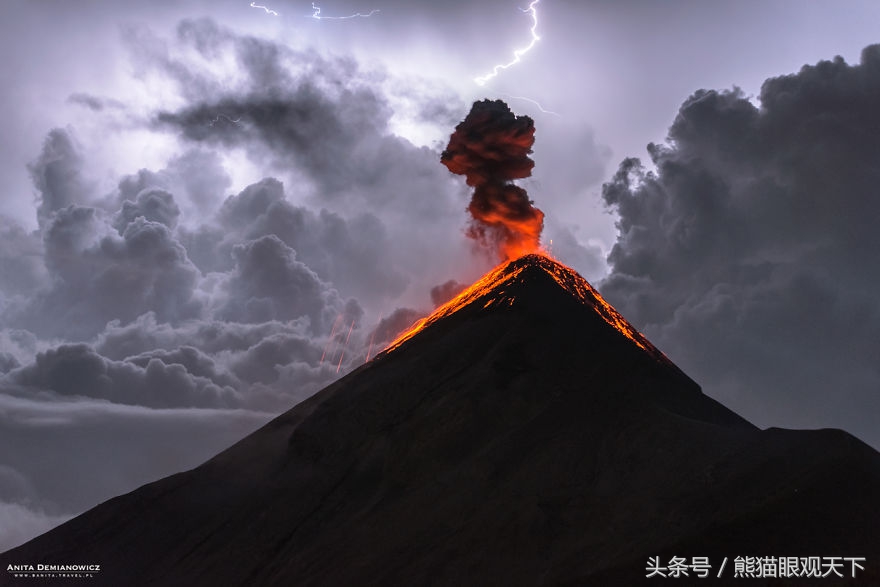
[381,252,670,367]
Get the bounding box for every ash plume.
[441,99,544,261]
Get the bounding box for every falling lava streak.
[441,99,545,262]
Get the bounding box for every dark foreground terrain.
[3,255,878,585]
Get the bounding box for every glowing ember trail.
[364,312,382,362]
[335,320,355,373]
[442,99,545,262]
[320,314,343,364]
[381,254,671,367]
[383,261,526,354]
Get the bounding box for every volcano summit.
[2,255,879,585]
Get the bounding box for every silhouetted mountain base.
[3,255,878,585]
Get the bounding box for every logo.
[7,563,101,579]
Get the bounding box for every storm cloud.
[3,0,879,556]
[0,18,484,552]
[601,46,880,448]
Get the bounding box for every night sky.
[1,0,879,551]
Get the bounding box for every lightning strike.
[309,2,380,20]
[500,94,560,116]
[250,2,279,16]
[474,0,542,86]
[208,114,242,127]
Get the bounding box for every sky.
[1,0,879,552]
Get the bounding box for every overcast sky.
[1,0,879,552]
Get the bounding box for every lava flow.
[382,101,665,364]
[382,253,670,367]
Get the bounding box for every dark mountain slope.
[3,254,878,586]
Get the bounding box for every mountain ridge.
[2,254,878,585]
[384,254,669,364]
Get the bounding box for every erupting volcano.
[442,99,545,261]
[4,102,880,587]
[384,254,672,370]
[4,254,879,586]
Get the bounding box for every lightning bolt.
[474,0,541,86]
[208,114,242,126]
[500,94,560,116]
[309,2,380,19]
[250,2,279,16]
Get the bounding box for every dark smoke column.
[441,99,544,261]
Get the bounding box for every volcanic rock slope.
[3,255,879,586]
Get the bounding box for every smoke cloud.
[441,99,544,261]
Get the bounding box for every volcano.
[3,254,879,585]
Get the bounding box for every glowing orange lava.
[382,260,528,354]
[380,253,670,366]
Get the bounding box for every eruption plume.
[441,99,544,261]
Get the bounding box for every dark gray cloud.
[601,46,880,448]
[0,217,47,300]
[66,93,125,112]
[126,346,238,389]
[370,308,425,346]
[543,219,606,283]
[0,464,34,505]
[229,333,319,386]
[0,353,20,375]
[0,329,42,369]
[149,19,392,196]
[28,129,94,227]
[165,149,232,212]
[8,343,240,409]
[114,167,171,206]
[3,129,206,341]
[219,233,356,331]
[0,500,70,557]
[91,314,343,412]
[14,209,203,340]
[182,177,409,305]
[0,389,273,547]
[151,58,459,220]
[97,148,231,236]
[144,19,474,304]
[430,279,465,307]
[114,187,181,231]
[0,18,479,552]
